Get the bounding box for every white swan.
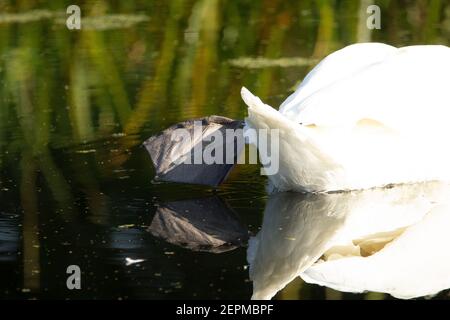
[242,43,450,192]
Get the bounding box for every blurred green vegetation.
[0,0,449,300]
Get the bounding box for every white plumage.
[242,43,450,192]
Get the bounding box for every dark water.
[0,0,449,300]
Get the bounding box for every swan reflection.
[248,182,450,299]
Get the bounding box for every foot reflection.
[248,182,450,300]
[149,197,249,253]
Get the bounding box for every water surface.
[0,0,449,300]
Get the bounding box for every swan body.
[242,43,450,192]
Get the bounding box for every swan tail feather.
[240,87,342,192]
